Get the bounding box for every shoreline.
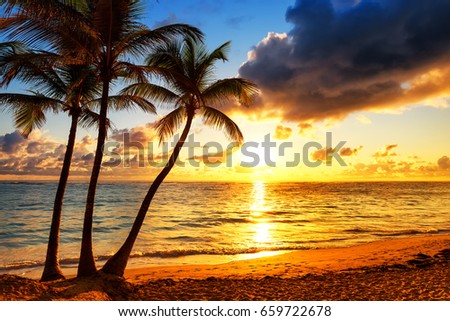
[125,234,450,282]
[1,234,449,300]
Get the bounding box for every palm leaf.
[202,78,259,107]
[84,94,157,114]
[196,41,230,86]
[78,108,112,131]
[120,83,179,107]
[201,106,244,144]
[154,107,187,143]
[1,2,94,54]
[0,93,63,137]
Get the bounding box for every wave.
[1,245,312,272]
[373,228,449,237]
[165,236,216,242]
[2,228,448,272]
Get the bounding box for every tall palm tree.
[2,0,203,277]
[75,0,202,277]
[101,38,259,276]
[0,41,157,281]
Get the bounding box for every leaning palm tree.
[101,38,259,276]
[0,41,157,281]
[2,0,203,277]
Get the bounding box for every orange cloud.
[347,154,450,179]
[311,148,334,161]
[340,146,363,157]
[373,144,398,158]
[273,125,293,140]
[438,156,450,170]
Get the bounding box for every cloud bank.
[238,0,450,123]
[0,130,95,177]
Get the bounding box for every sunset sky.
[1,0,449,182]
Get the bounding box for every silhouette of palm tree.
[102,37,259,276]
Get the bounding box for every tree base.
[40,268,66,282]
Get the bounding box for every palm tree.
[2,0,203,277]
[101,37,259,276]
[0,41,157,281]
[75,0,202,277]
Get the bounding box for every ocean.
[1,181,449,278]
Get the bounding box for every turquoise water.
[1,181,449,277]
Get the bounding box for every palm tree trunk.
[102,113,194,276]
[41,111,80,282]
[77,81,110,277]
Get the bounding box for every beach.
[1,235,449,301]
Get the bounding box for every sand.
[1,235,449,301]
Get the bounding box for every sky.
[0,0,450,182]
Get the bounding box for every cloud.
[348,155,450,178]
[0,130,70,176]
[273,125,293,140]
[238,0,450,123]
[298,122,314,135]
[311,144,362,161]
[438,156,450,170]
[340,146,363,156]
[311,147,333,161]
[1,131,26,153]
[373,144,398,158]
[355,115,372,124]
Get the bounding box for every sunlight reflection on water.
[1,181,450,277]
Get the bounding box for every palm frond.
[78,108,112,131]
[201,106,244,144]
[1,3,94,54]
[114,23,202,60]
[115,61,149,83]
[2,0,90,16]
[0,92,64,113]
[151,23,203,45]
[0,92,63,137]
[120,83,179,107]
[92,0,144,46]
[0,92,65,136]
[84,94,157,114]
[202,78,259,107]
[196,41,230,82]
[154,107,187,143]
[0,44,69,98]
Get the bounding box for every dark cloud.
[1,131,25,153]
[81,153,94,161]
[0,130,95,177]
[238,0,450,123]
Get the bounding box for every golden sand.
[1,235,449,301]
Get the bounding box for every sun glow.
[250,180,271,214]
[249,181,273,244]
